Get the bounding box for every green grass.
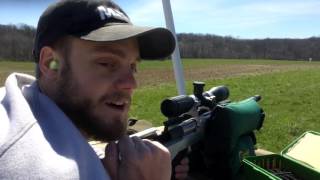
[1,59,320,153]
[131,61,320,153]
[209,69,320,152]
[0,61,35,83]
[139,58,305,70]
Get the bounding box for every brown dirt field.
[135,63,320,87]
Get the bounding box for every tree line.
[0,24,319,61]
[0,24,35,61]
[178,33,320,61]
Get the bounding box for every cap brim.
[80,24,176,59]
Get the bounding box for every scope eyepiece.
[204,85,229,102]
[160,85,230,118]
[161,95,195,117]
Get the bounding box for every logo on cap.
[97,5,129,22]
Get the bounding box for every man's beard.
[53,65,129,142]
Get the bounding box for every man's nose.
[115,69,137,94]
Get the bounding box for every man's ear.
[38,46,60,79]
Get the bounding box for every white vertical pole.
[162,0,186,95]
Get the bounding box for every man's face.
[54,37,139,141]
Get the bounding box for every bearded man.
[0,0,188,179]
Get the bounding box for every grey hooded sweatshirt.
[0,73,110,180]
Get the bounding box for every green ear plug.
[49,59,59,70]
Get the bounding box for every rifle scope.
[161,85,229,117]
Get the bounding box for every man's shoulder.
[0,73,110,179]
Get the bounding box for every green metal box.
[242,131,320,180]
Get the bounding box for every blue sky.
[0,0,319,39]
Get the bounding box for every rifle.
[131,81,265,179]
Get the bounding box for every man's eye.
[99,62,114,68]
[99,62,109,67]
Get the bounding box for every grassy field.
[0,61,35,83]
[1,59,320,152]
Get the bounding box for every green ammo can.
[242,131,320,180]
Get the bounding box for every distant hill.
[0,24,319,61]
